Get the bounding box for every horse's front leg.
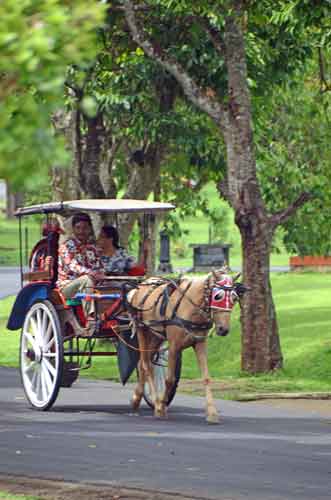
[193,340,220,424]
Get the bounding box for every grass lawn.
[0,211,41,266]
[0,493,41,500]
[1,272,330,398]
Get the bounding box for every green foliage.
[0,493,41,500]
[0,0,105,189]
[255,62,331,255]
[0,211,41,266]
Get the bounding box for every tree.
[119,0,331,372]
[51,21,223,260]
[256,65,331,257]
[0,0,105,189]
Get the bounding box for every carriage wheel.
[20,300,63,410]
[142,347,182,409]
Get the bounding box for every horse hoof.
[154,408,167,418]
[130,396,141,411]
[207,414,220,424]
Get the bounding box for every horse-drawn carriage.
[6,199,181,411]
[7,198,245,423]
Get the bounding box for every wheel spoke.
[44,336,55,352]
[41,310,48,337]
[23,331,37,350]
[30,367,39,390]
[23,361,38,374]
[42,362,54,394]
[36,309,42,332]
[31,364,40,397]
[43,320,52,347]
[43,352,56,358]
[30,316,41,344]
[40,367,48,401]
[43,357,57,378]
[35,369,42,400]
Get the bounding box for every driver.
[57,212,104,324]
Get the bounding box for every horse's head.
[208,268,248,337]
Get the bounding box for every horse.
[126,268,247,423]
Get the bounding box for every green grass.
[171,183,290,268]
[0,211,40,266]
[0,493,41,500]
[1,273,331,396]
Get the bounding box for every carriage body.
[6,199,177,410]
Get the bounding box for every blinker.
[210,275,237,311]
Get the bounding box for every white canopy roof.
[15,199,175,216]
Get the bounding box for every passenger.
[57,212,104,323]
[97,224,148,275]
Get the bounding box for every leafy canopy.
[0,0,105,189]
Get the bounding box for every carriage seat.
[23,221,62,284]
[127,264,145,276]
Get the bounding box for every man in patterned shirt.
[57,212,104,325]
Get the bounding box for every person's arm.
[126,241,150,276]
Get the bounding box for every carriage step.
[66,298,82,306]
[74,293,121,301]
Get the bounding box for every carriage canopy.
[15,199,175,216]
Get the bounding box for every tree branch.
[122,0,228,131]
[269,192,312,228]
[197,17,226,58]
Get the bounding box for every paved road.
[0,367,330,500]
[0,267,22,299]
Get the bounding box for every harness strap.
[123,275,214,342]
[144,316,213,331]
[168,281,192,320]
[159,282,176,316]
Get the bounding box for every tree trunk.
[238,216,283,372]
[5,182,23,218]
[222,3,283,372]
[51,109,81,201]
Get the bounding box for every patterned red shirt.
[57,237,101,288]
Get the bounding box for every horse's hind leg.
[131,357,146,411]
[132,330,165,417]
[159,343,179,417]
[194,340,220,424]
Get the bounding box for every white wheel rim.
[144,350,168,402]
[21,303,60,408]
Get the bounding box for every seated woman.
[97,225,147,276]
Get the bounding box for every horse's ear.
[212,269,218,281]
